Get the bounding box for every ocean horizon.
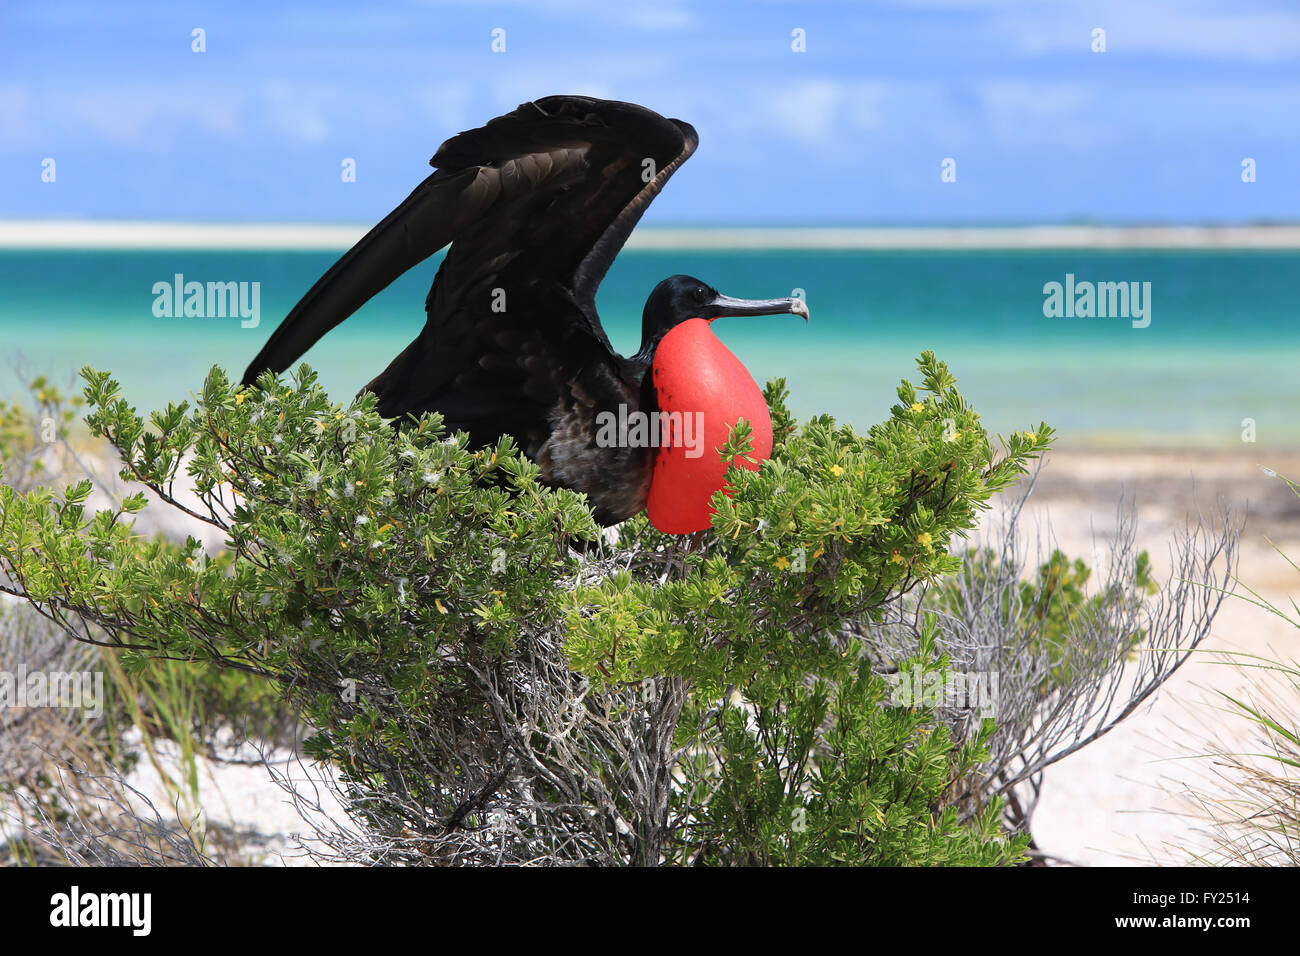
[2,230,1297,451]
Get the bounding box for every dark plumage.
[243,95,806,525]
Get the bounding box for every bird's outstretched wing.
[241,96,698,458]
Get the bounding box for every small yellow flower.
[235,392,245,406]
[890,551,904,565]
[917,532,933,548]
[1023,430,1037,442]
[830,464,844,477]
[774,556,791,571]
[910,402,923,413]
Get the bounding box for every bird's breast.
[534,366,655,526]
[647,318,773,534]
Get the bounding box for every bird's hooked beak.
[708,293,810,323]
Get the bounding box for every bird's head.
[636,274,808,360]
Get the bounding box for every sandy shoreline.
[2,220,1300,250]
[1011,447,1300,590]
[993,447,1300,865]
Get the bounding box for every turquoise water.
[1,247,1296,449]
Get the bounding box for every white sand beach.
[998,448,1300,865]
[3,220,1300,251]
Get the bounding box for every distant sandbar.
[1,221,1298,251]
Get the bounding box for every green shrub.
[0,352,1050,865]
[929,546,1157,695]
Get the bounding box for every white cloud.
[995,1,1300,62]
[768,80,840,141]
[976,80,1097,146]
[262,82,331,144]
[410,0,695,31]
[416,83,475,132]
[37,84,250,147]
[0,86,41,146]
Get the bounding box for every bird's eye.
[693,287,708,302]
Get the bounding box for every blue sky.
[1,0,1297,224]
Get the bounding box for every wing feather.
[241,96,695,518]
[242,96,696,389]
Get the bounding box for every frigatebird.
[242,95,807,529]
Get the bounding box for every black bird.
[242,95,807,526]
